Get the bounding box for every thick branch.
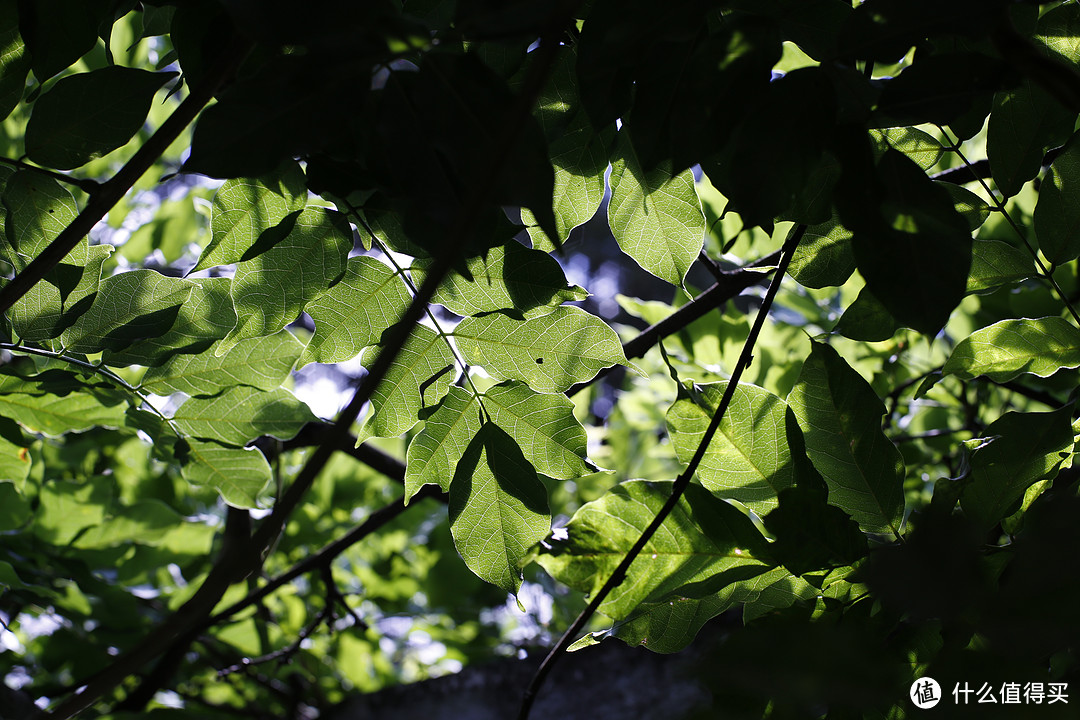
[0,37,254,315]
[517,225,805,720]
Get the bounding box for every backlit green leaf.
[961,406,1074,532]
[61,269,194,354]
[523,114,608,250]
[536,480,773,620]
[869,127,943,170]
[787,214,855,289]
[787,342,904,535]
[34,477,111,545]
[987,80,1074,198]
[667,382,795,516]
[454,306,628,393]
[192,162,307,272]
[11,244,111,342]
[141,329,302,396]
[0,3,30,123]
[300,255,411,367]
[2,170,83,269]
[1034,130,1080,265]
[360,324,455,438]
[405,386,482,502]
[0,422,30,485]
[943,317,1080,383]
[73,500,187,549]
[484,380,591,480]
[449,423,550,596]
[179,438,273,509]
[0,391,126,435]
[413,242,586,318]
[25,67,175,170]
[105,277,237,367]
[966,239,1033,294]
[608,133,704,287]
[171,386,316,446]
[220,206,351,353]
[940,182,991,233]
[1033,2,1080,66]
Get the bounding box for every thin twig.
[516,224,805,720]
[0,157,100,194]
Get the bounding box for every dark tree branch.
[517,225,806,720]
[0,36,255,316]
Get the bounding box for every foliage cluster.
[1,1,1080,719]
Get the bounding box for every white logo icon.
[911,677,942,709]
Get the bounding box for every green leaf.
[852,150,972,335]
[966,239,1033,294]
[360,324,455,438]
[522,114,609,250]
[2,170,83,269]
[940,182,991,233]
[666,382,796,516]
[537,480,773,620]
[787,214,855,289]
[300,255,411,367]
[1034,130,1080,265]
[943,317,1080,383]
[0,421,30,485]
[171,386,316,446]
[34,476,111,545]
[608,132,704,287]
[61,269,194,354]
[0,391,127,436]
[105,277,237,367]
[483,380,591,480]
[835,286,899,342]
[0,3,30,123]
[178,439,272,509]
[192,162,308,272]
[73,499,187,549]
[454,306,628,393]
[1033,1,1080,66]
[25,67,175,170]
[961,406,1074,532]
[449,423,550,596]
[787,341,904,535]
[18,0,109,81]
[220,206,351,353]
[987,80,1075,198]
[11,243,111,342]
[413,242,586,318]
[141,330,302,396]
[869,127,943,170]
[405,386,482,502]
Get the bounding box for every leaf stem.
[0,342,178,433]
[517,224,806,720]
[0,156,100,194]
[348,204,491,421]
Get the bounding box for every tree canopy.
[1,1,1080,718]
